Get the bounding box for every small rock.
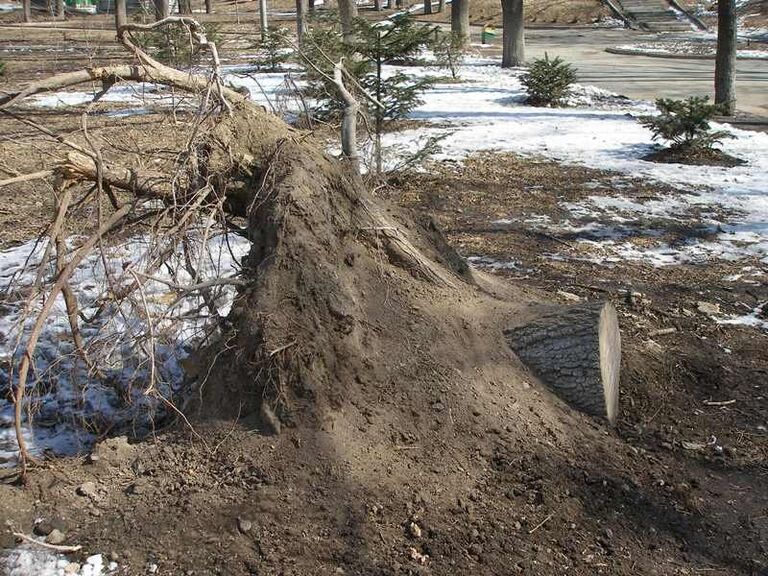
[513,521,522,531]
[64,562,80,574]
[77,481,98,499]
[259,403,281,436]
[408,522,422,539]
[33,521,54,536]
[697,301,720,316]
[148,563,159,574]
[237,518,253,534]
[603,528,614,540]
[468,543,483,556]
[127,481,146,496]
[109,552,120,562]
[557,290,583,303]
[46,529,66,545]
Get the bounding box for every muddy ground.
[0,16,767,576]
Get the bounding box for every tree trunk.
[437,0,444,12]
[296,0,308,45]
[154,0,171,19]
[179,0,193,14]
[309,0,315,9]
[56,0,65,19]
[715,0,736,116]
[260,0,268,40]
[23,0,32,22]
[451,0,470,41]
[504,302,620,424]
[115,0,127,31]
[424,0,432,14]
[339,0,358,43]
[205,0,212,13]
[501,0,524,67]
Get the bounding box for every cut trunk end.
[504,302,620,424]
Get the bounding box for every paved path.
[473,28,768,117]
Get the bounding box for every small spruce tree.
[433,31,466,79]
[252,26,292,72]
[639,96,733,151]
[521,53,576,107]
[301,14,437,172]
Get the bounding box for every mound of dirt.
[643,145,746,167]
[2,106,766,576]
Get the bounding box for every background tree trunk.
[296,0,308,45]
[205,0,212,13]
[23,0,32,22]
[309,0,315,9]
[179,0,192,14]
[260,0,268,40]
[373,0,381,10]
[56,0,65,19]
[115,0,127,31]
[504,302,621,424]
[501,0,524,67]
[451,0,470,40]
[424,0,432,14]
[437,0,444,12]
[339,0,358,43]
[154,0,171,19]
[714,0,736,115]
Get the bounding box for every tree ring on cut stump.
[504,302,621,424]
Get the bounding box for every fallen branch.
[703,399,736,406]
[13,532,82,553]
[0,170,55,188]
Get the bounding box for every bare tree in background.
[501,0,524,67]
[206,0,212,13]
[23,0,31,22]
[155,0,171,19]
[179,0,193,15]
[451,0,470,40]
[297,0,308,44]
[424,0,432,14]
[339,0,358,43]
[116,0,127,30]
[715,0,736,115]
[260,0,269,40]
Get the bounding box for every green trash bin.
[481,24,497,44]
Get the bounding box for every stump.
[504,302,621,424]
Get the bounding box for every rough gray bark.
[373,0,381,10]
[205,0,212,13]
[504,302,621,424]
[501,0,525,67]
[451,0,470,40]
[23,0,32,22]
[424,0,432,14]
[715,0,736,115]
[339,0,358,44]
[179,0,193,14]
[154,0,171,19]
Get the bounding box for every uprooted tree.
[0,15,620,482]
